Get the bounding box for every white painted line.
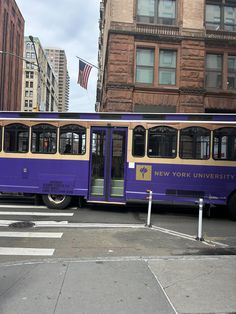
[151,225,228,247]
[0,205,48,209]
[205,240,229,248]
[34,223,145,228]
[0,247,55,256]
[0,232,63,238]
[0,211,74,216]
[151,225,196,242]
[0,204,77,210]
[0,220,143,228]
[0,220,69,227]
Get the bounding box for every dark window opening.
[148,126,177,158]
[31,124,57,154]
[180,127,210,159]
[59,124,86,155]
[4,123,29,153]
[133,126,146,157]
[213,127,236,160]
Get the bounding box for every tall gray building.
[21,37,58,112]
[45,48,70,112]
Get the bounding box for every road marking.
[151,225,196,241]
[33,223,145,228]
[0,247,55,256]
[151,225,228,247]
[0,204,48,209]
[0,231,63,238]
[0,211,74,216]
[0,220,144,228]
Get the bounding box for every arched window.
[213,127,236,160]
[59,124,86,155]
[4,123,29,153]
[31,124,57,154]
[180,127,210,159]
[148,126,177,158]
[132,126,146,157]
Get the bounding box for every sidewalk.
[0,255,235,314]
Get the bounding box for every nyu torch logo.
[136,165,152,181]
[140,166,148,178]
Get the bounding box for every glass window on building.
[136,48,154,84]
[227,55,236,89]
[205,4,221,30]
[137,0,176,25]
[26,42,31,50]
[205,54,222,88]
[206,2,236,31]
[159,50,176,85]
[224,5,236,31]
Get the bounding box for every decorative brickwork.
[98,0,236,113]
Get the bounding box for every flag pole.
[76,56,99,70]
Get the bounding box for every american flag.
[78,60,92,89]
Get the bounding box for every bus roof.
[0,111,235,122]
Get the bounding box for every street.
[0,197,235,314]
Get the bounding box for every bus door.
[89,127,127,202]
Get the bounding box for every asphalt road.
[0,197,235,314]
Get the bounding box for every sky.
[16,0,100,112]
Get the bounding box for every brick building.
[97,0,236,113]
[0,0,24,111]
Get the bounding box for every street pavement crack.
[53,262,69,314]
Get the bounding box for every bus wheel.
[228,194,236,220]
[42,194,72,209]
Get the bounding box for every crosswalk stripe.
[0,247,55,256]
[0,211,74,216]
[0,231,63,238]
[0,204,77,210]
[0,220,68,226]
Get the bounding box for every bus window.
[59,124,86,155]
[4,123,29,153]
[148,126,177,158]
[132,126,146,157]
[31,124,57,154]
[213,127,236,160]
[180,127,210,159]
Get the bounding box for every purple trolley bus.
[0,112,235,218]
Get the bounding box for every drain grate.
[9,221,35,228]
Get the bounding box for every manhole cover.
[9,221,35,228]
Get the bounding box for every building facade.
[97,0,236,113]
[21,37,58,112]
[0,0,24,111]
[45,48,70,112]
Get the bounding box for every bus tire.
[42,194,72,209]
[228,194,236,220]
